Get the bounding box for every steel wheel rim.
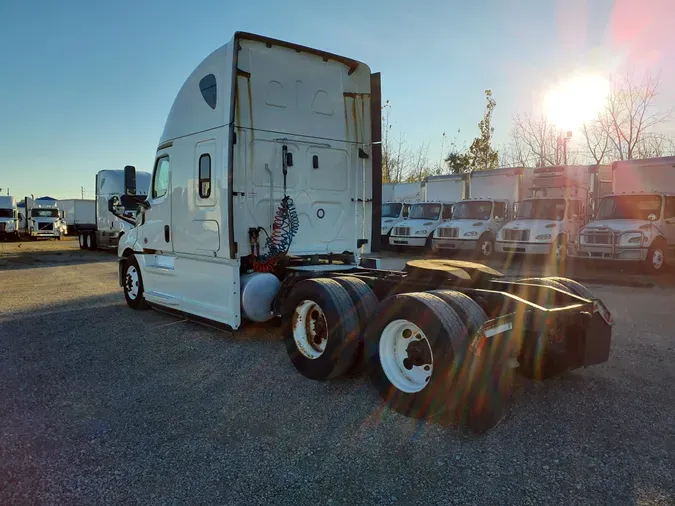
[653,248,664,270]
[379,319,433,393]
[79,234,85,247]
[481,240,493,257]
[86,234,92,248]
[293,300,328,359]
[125,265,139,300]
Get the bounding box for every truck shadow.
[0,249,116,271]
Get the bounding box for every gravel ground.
[1,241,674,505]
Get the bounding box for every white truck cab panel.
[121,32,376,329]
[0,196,19,238]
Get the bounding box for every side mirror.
[648,213,657,221]
[108,196,119,213]
[124,165,137,196]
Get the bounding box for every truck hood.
[393,218,440,235]
[498,219,563,240]
[381,217,404,234]
[436,220,488,236]
[583,219,652,233]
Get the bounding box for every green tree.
[467,89,499,171]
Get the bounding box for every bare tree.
[406,142,430,182]
[500,125,534,167]
[601,72,672,160]
[381,100,410,183]
[580,112,612,165]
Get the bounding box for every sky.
[0,0,673,199]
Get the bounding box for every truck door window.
[665,197,675,220]
[493,202,506,219]
[152,157,170,199]
[199,154,211,198]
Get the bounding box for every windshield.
[452,201,492,220]
[31,208,59,218]
[408,203,442,221]
[382,203,403,218]
[597,195,662,220]
[0,209,13,218]
[517,199,565,221]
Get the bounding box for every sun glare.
[544,75,610,131]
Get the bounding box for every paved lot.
[1,240,674,505]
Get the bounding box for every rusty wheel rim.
[292,300,328,359]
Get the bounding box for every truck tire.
[645,238,667,274]
[427,290,487,337]
[123,255,150,310]
[281,279,360,381]
[334,276,379,372]
[363,292,470,420]
[79,233,87,250]
[475,232,495,259]
[86,232,96,250]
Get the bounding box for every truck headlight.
[415,230,428,235]
[627,236,642,244]
[463,231,478,237]
[535,234,551,240]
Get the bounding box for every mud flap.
[583,311,612,367]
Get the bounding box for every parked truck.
[433,167,526,259]
[571,156,675,273]
[113,32,613,432]
[495,165,599,262]
[59,199,95,235]
[380,182,423,245]
[0,196,20,240]
[388,175,464,249]
[75,170,151,250]
[24,200,66,240]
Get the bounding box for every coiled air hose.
[252,144,299,272]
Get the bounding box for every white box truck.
[388,175,464,248]
[113,32,613,432]
[59,199,95,235]
[0,196,20,240]
[495,165,597,262]
[380,181,423,244]
[433,167,525,258]
[572,156,675,273]
[75,170,150,250]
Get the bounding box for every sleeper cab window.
[199,154,211,199]
[199,74,217,109]
[152,157,170,199]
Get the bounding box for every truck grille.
[438,227,458,238]
[584,232,612,245]
[38,222,54,231]
[393,226,410,236]
[502,229,530,241]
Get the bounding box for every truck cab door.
[142,156,173,254]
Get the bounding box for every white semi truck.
[75,170,151,250]
[113,32,613,432]
[25,201,66,240]
[572,156,675,273]
[433,167,526,258]
[388,175,464,249]
[495,165,599,262]
[0,196,20,240]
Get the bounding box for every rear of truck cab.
[120,32,377,329]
